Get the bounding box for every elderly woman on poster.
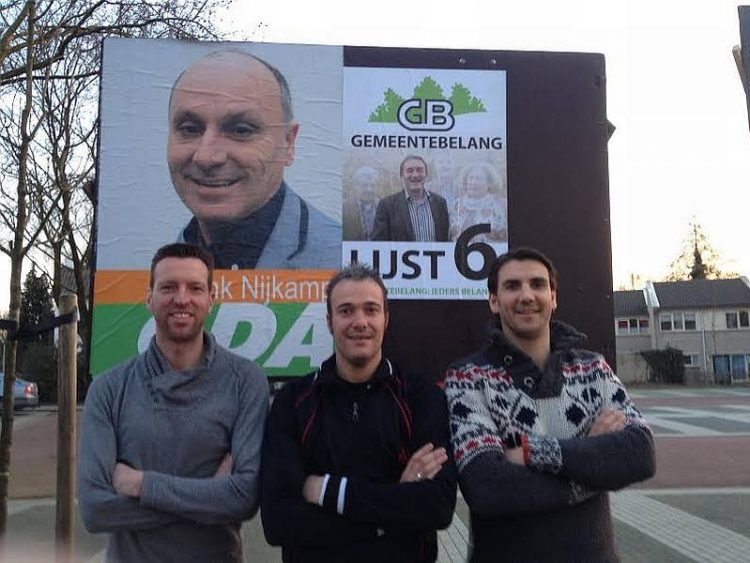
[449,162,507,243]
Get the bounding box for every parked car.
[0,372,39,410]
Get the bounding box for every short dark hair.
[487,247,558,294]
[399,155,428,177]
[169,50,294,122]
[326,262,388,316]
[150,243,215,289]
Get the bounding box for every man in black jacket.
[261,263,457,562]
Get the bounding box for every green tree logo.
[449,83,486,115]
[368,88,405,122]
[413,77,445,101]
[368,77,486,123]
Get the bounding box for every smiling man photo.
[444,247,655,562]
[261,262,456,562]
[168,50,341,270]
[372,155,449,242]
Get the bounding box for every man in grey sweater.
[78,243,269,562]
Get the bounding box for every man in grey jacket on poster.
[77,243,269,562]
[169,50,341,270]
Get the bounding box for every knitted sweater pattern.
[447,322,650,475]
[444,321,656,562]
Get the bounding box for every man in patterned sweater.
[444,247,655,562]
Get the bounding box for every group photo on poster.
[342,66,508,299]
[342,153,507,245]
[93,39,343,376]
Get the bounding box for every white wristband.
[318,474,330,506]
[337,477,348,515]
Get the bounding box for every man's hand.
[399,443,448,483]
[113,462,144,498]
[504,447,525,465]
[214,453,232,478]
[302,475,324,504]
[588,409,626,437]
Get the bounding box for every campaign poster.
[92,39,342,376]
[342,66,507,300]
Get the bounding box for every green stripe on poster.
[91,302,332,377]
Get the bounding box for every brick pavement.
[4,387,750,562]
[6,408,71,499]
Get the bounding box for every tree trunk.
[0,0,35,538]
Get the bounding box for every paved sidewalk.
[7,489,750,562]
[5,388,750,562]
[4,409,71,499]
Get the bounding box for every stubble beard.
[156,315,204,345]
[506,318,550,344]
[348,354,369,368]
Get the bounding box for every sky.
[218,0,750,288]
[1,0,749,310]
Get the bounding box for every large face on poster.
[342,67,507,299]
[93,39,342,376]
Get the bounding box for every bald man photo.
[343,166,382,240]
[169,51,341,270]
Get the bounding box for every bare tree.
[0,0,42,536]
[31,38,99,357]
[0,0,233,536]
[665,220,739,281]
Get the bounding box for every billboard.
[92,39,512,377]
[92,41,614,380]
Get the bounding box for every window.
[713,354,749,381]
[725,310,750,330]
[683,354,701,367]
[726,312,738,329]
[660,312,697,332]
[616,317,649,335]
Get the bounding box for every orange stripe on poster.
[95,270,337,304]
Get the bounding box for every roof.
[613,290,648,316]
[652,278,750,309]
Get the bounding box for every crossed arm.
[446,367,655,518]
[260,380,457,548]
[77,377,180,533]
[77,373,269,532]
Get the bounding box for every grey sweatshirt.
[77,333,269,562]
